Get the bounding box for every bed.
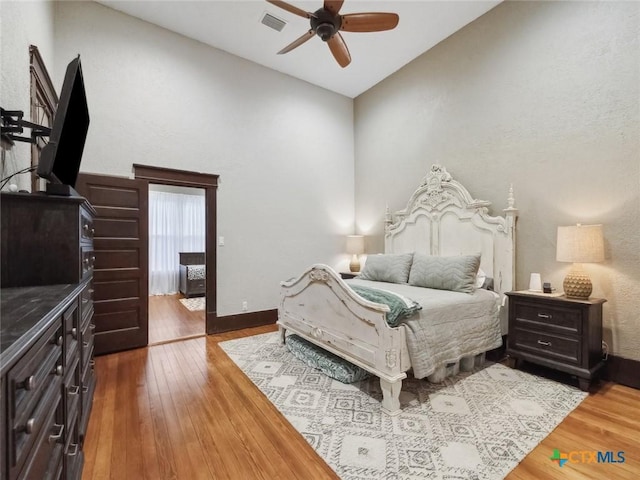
[178,252,206,298]
[278,164,518,415]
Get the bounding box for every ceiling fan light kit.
[267,0,399,68]
[311,9,342,41]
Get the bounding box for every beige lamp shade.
[346,235,365,255]
[556,224,604,299]
[556,224,604,263]
[346,235,365,273]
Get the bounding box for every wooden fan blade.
[278,30,315,54]
[327,32,351,68]
[266,0,312,19]
[340,12,399,32]
[324,0,344,16]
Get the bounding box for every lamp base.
[563,265,592,299]
[349,254,361,273]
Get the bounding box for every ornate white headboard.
[384,165,518,297]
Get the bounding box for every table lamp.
[346,235,365,272]
[556,224,604,299]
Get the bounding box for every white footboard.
[278,264,410,415]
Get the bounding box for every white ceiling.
[97,1,501,98]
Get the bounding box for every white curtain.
[149,190,205,295]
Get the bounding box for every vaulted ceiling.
[97,1,501,98]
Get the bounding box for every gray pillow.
[409,253,481,294]
[358,253,413,284]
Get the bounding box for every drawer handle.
[49,424,64,445]
[82,385,89,394]
[70,327,78,339]
[90,324,96,332]
[83,341,89,348]
[56,335,63,346]
[88,288,95,294]
[18,375,36,391]
[67,443,79,457]
[20,418,35,434]
[537,313,552,319]
[89,359,96,368]
[68,385,80,396]
[537,340,552,347]
[54,365,64,376]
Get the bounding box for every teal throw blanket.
[350,285,422,327]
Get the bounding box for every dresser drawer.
[189,279,205,290]
[81,319,95,374]
[15,393,64,480]
[80,364,96,443]
[65,356,81,431]
[8,322,63,430]
[512,299,581,335]
[9,368,63,478]
[80,280,94,325]
[65,417,84,480]
[81,248,95,281]
[64,300,80,367]
[512,328,580,365]
[80,207,94,243]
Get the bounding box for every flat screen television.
[37,55,89,195]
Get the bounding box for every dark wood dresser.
[506,291,606,391]
[1,192,96,480]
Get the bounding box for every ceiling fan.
[266,0,399,68]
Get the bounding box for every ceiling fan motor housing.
[311,8,341,41]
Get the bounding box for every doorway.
[76,166,218,356]
[134,164,219,337]
[148,183,206,344]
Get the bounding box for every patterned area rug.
[220,332,588,480]
[178,296,205,311]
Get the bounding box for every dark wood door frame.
[133,164,219,334]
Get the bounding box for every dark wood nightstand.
[339,272,359,279]
[506,291,606,391]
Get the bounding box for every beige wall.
[0,1,55,191]
[354,1,640,360]
[3,1,355,317]
[52,2,355,317]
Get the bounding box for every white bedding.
[347,278,502,379]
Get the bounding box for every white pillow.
[475,268,487,289]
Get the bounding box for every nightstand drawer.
[513,300,581,335]
[512,328,580,365]
[506,292,606,391]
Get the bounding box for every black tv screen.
[37,55,89,188]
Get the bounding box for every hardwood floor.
[148,294,205,345]
[83,325,640,479]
